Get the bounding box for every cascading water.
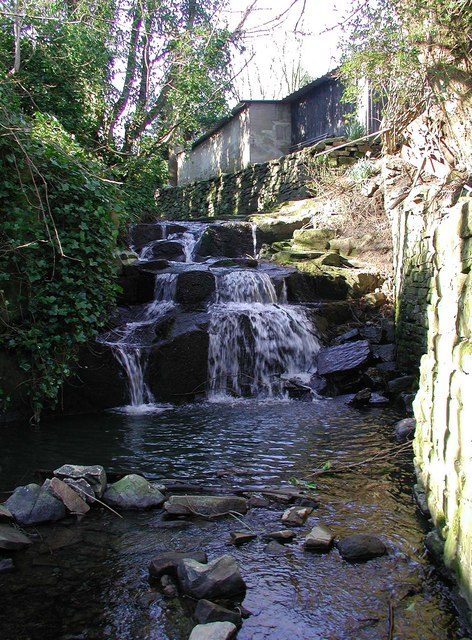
[250,222,259,258]
[209,270,320,399]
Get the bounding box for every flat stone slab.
[103,474,165,510]
[194,599,242,627]
[189,622,237,640]
[337,534,387,561]
[54,465,107,497]
[230,531,257,546]
[177,554,246,600]
[264,529,296,543]
[316,340,371,376]
[149,551,208,579]
[0,505,13,521]
[281,506,313,526]
[49,477,90,515]
[0,524,32,550]
[304,525,335,552]
[164,495,248,517]
[4,483,66,525]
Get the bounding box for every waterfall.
[208,302,320,399]
[113,347,154,407]
[250,222,258,258]
[216,271,280,303]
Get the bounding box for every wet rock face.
[145,240,186,261]
[304,525,335,552]
[3,482,66,525]
[188,621,237,640]
[175,271,216,307]
[54,464,107,498]
[197,223,255,258]
[285,271,349,301]
[177,554,246,600]
[129,223,165,251]
[337,534,387,561]
[194,599,242,628]
[49,477,90,514]
[316,340,371,376]
[117,265,156,305]
[146,329,209,401]
[103,474,165,510]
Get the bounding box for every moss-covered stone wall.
[389,156,472,607]
[156,138,379,220]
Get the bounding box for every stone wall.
[388,155,472,607]
[157,138,379,220]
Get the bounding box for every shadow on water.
[0,399,467,640]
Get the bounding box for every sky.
[223,0,353,103]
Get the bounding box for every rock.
[177,555,246,600]
[0,524,32,550]
[334,328,360,344]
[54,465,107,498]
[264,529,296,543]
[0,558,15,573]
[304,525,335,552]
[373,343,396,362]
[144,239,186,261]
[413,483,430,517]
[188,622,237,640]
[363,291,387,307]
[337,534,386,561]
[161,574,178,597]
[264,540,287,556]
[347,388,372,407]
[248,496,270,508]
[129,223,165,251]
[376,361,398,376]
[147,328,209,402]
[362,366,386,390]
[281,506,313,526]
[317,340,371,376]
[194,599,242,627]
[176,271,216,307]
[285,271,349,302]
[249,205,313,243]
[381,318,395,342]
[394,418,416,442]
[308,373,328,395]
[212,257,258,268]
[387,375,416,395]
[317,252,350,267]
[197,223,254,258]
[48,478,90,515]
[292,228,335,251]
[230,531,257,546]
[0,505,13,521]
[425,530,444,563]
[117,264,156,305]
[282,378,313,401]
[63,478,96,503]
[359,324,383,343]
[149,551,208,579]
[4,482,66,525]
[328,237,354,256]
[369,393,389,405]
[103,474,165,510]
[164,495,248,517]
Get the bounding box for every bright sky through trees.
[225,0,352,101]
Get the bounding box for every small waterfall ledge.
[101,220,326,411]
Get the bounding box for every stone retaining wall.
[388,154,472,608]
[156,138,379,220]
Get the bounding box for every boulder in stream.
[103,474,165,510]
[54,464,107,498]
[337,534,387,561]
[194,599,242,627]
[229,531,257,546]
[281,506,313,526]
[3,482,66,525]
[0,524,32,551]
[317,340,371,377]
[188,622,237,640]
[144,240,186,261]
[197,223,255,258]
[176,271,216,307]
[304,525,335,552]
[149,551,208,579]
[264,529,296,543]
[177,554,246,600]
[394,418,416,442]
[129,223,165,251]
[164,495,248,518]
[48,477,90,515]
[63,478,96,503]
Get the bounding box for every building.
[175,71,381,186]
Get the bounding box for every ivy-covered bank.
[156,138,380,219]
[0,104,123,421]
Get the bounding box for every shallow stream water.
[0,399,467,640]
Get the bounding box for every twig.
[387,598,395,640]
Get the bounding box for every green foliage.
[346,158,377,184]
[340,0,472,134]
[344,116,366,141]
[0,86,125,419]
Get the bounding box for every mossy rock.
[292,228,335,251]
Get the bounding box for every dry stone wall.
[156,138,379,220]
[388,154,472,608]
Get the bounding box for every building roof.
[189,69,341,150]
[191,100,281,150]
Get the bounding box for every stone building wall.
[157,137,378,219]
[388,156,472,607]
